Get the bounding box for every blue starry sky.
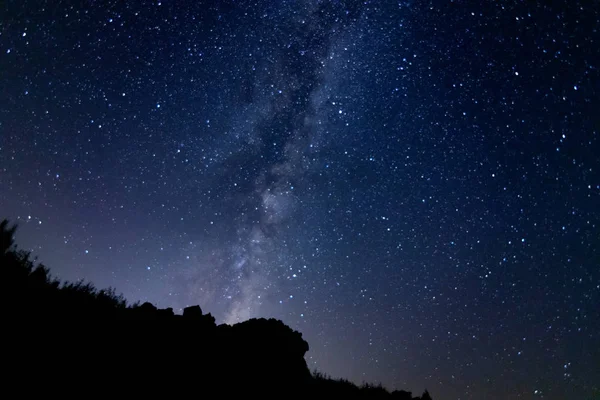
[1,1,599,399]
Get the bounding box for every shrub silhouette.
[1,218,432,399]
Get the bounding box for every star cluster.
[1,1,598,399]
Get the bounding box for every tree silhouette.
[0,218,17,254]
[421,390,433,400]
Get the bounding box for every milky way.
[1,1,599,399]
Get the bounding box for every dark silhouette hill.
[1,218,433,399]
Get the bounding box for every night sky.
[1,1,599,399]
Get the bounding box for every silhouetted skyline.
[1,2,598,399]
[1,218,432,399]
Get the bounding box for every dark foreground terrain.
[1,219,432,399]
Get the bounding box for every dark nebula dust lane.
[1,1,599,399]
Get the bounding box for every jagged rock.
[140,301,157,312]
[157,307,174,317]
[203,312,216,326]
[183,305,203,319]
